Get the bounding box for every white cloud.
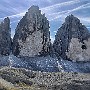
[46,0,52,3]
[50,36,55,43]
[1,0,89,22]
[0,12,25,20]
[48,3,90,16]
[79,17,90,26]
[54,31,57,33]
[11,30,15,39]
[41,0,80,11]
[10,19,20,24]
[48,3,90,21]
[87,27,90,28]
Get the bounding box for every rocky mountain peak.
[0,17,10,30]
[28,5,39,13]
[4,17,10,23]
[27,6,41,20]
[0,17,11,56]
[12,6,51,57]
[53,15,90,61]
[65,14,80,23]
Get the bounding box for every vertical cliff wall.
[0,17,11,56]
[13,6,51,57]
[53,15,90,61]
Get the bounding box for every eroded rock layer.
[13,6,50,57]
[0,17,11,56]
[53,15,90,61]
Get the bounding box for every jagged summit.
[27,6,42,20]
[62,14,89,39]
[12,6,51,57]
[53,14,90,61]
[65,14,80,23]
[0,17,10,31]
[28,5,39,12]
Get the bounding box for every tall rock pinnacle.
[0,17,11,56]
[53,15,90,61]
[12,6,51,57]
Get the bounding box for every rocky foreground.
[0,67,90,90]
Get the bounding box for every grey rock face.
[13,6,50,57]
[53,15,90,61]
[0,17,11,56]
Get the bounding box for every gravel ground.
[0,67,90,90]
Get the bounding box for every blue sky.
[0,0,90,42]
